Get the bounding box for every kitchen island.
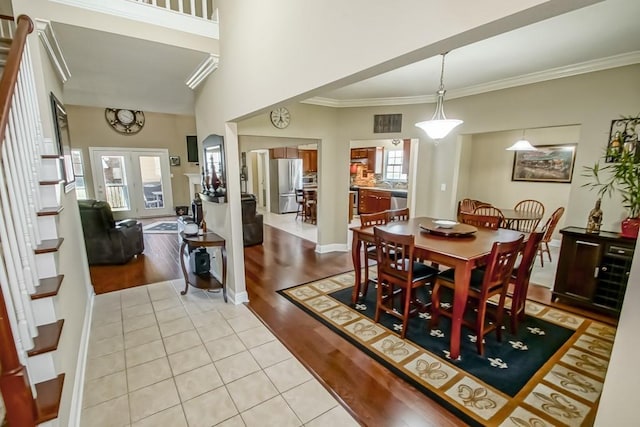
[351,186,407,214]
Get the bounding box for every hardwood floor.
[89,222,616,426]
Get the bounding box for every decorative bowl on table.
[433,220,458,229]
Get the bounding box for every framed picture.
[511,143,577,183]
[606,117,640,163]
[170,155,181,166]
[50,93,75,191]
[373,114,402,133]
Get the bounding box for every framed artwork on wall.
[606,117,640,163]
[511,143,577,183]
[50,92,75,192]
[373,114,402,133]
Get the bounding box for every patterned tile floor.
[81,279,358,426]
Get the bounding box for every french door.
[89,147,174,218]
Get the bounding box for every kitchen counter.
[350,186,407,198]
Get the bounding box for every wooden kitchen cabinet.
[553,226,635,317]
[351,147,384,173]
[402,139,411,175]
[358,188,391,214]
[270,147,299,159]
[300,149,317,173]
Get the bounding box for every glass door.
[90,148,174,218]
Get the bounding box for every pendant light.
[506,129,537,151]
[415,52,463,141]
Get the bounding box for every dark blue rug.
[279,271,613,426]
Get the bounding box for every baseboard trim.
[67,290,94,427]
[316,243,349,253]
[229,290,249,305]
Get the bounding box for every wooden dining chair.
[513,199,545,232]
[387,207,409,222]
[459,212,501,230]
[374,227,438,338]
[508,231,544,333]
[357,211,390,300]
[538,207,565,267]
[304,190,317,224]
[430,234,523,355]
[473,206,505,228]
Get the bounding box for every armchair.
[78,199,144,265]
[241,194,263,246]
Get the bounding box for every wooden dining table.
[499,209,543,229]
[350,217,525,360]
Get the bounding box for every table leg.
[450,265,472,360]
[221,246,228,303]
[351,231,362,305]
[179,241,189,295]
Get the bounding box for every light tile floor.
[81,280,358,427]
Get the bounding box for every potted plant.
[583,116,640,238]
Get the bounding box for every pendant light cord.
[438,52,448,91]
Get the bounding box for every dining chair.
[459,212,501,230]
[508,231,545,333]
[295,189,305,221]
[357,211,390,300]
[473,206,505,228]
[513,199,545,232]
[430,234,523,355]
[374,227,438,338]
[538,207,565,267]
[387,207,409,222]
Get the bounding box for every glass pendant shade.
[415,53,463,141]
[506,139,537,151]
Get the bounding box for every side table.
[179,231,227,302]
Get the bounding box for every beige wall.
[66,105,199,207]
[464,125,580,238]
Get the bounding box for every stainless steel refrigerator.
[269,158,303,214]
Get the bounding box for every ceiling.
[53,0,640,115]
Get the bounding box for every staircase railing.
[0,14,40,427]
[130,0,218,21]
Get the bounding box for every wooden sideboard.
[553,226,635,317]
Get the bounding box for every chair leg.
[374,278,384,323]
[476,302,487,355]
[429,282,441,328]
[401,287,411,339]
[538,247,545,267]
[545,242,552,262]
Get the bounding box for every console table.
[179,231,227,302]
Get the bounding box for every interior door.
[90,148,174,218]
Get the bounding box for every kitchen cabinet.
[351,147,384,174]
[553,226,635,317]
[270,147,299,159]
[300,149,317,173]
[358,188,391,214]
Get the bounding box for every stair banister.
[0,14,38,427]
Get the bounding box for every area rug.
[279,270,614,426]
[143,221,178,233]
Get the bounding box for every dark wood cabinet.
[402,139,411,175]
[300,149,317,172]
[358,189,391,214]
[270,147,299,159]
[553,226,635,317]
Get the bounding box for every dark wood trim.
[40,154,63,160]
[37,206,63,217]
[0,15,14,22]
[27,320,64,357]
[38,179,64,186]
[31,275,64,300]
[35,238,63,254]
[34,374,64,424]
[0,15,33,152]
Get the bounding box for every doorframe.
[89,146,174,219]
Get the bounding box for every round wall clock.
[105,108,145,134]
[270,107,290,129]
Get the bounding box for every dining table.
[350,217,525,360]
[499,209,543,230]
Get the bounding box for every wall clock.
[270,107,290,129]
[105,108,145,134]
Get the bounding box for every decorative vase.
[620,217,640,239]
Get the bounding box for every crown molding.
[303,51,640,108]
[35,19,71,84]
[185,54,219,89]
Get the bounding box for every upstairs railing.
[0,14,45,427]
[130,0,218,21]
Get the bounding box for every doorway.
[89,147,174,218]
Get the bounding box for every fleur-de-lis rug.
[279,270,615,427]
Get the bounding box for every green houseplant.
[583,116,640,238]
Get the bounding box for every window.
[385,150,406,180]
[71,149,87,200]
